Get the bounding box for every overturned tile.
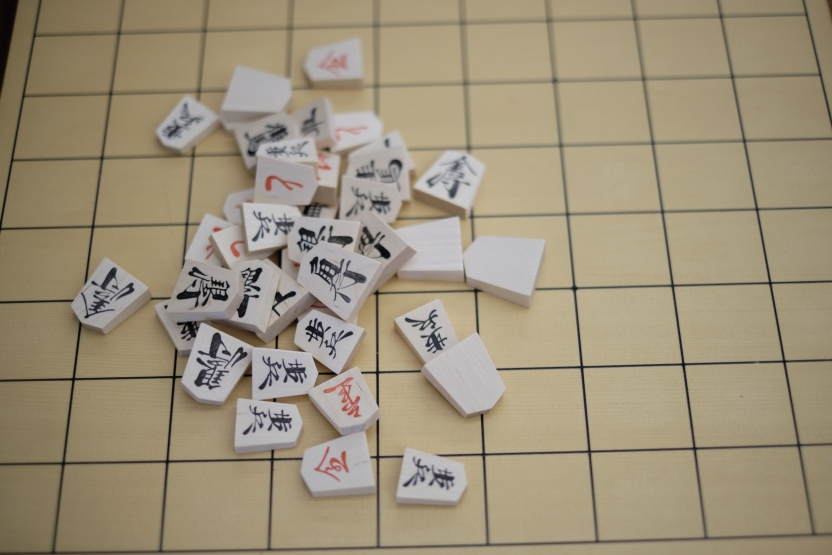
[185,214,234,266]
[223,189,254,225]
[235,112,299,171]
[340,176,402,223]
[156,95,220,154]
[304,38,364,90]
[242,202,301,253]
[421,333,505,418]
[309,367,379,435]
[210,225,274,268]
[287,216,360,264]
[413,151,485,218]
[256,262,315,343]
[155,300,202,355]
[292,96,337,150]
[346,144,411,201]
[463,236,545,308]
[226,259,278,334]
[331,111,383,154]
[254,156,318,206]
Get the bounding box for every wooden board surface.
[1,0,832,553]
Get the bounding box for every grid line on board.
[1,1,831,552]
[715,0,818,534]
[544,0,599,541]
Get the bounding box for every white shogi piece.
[256,262,315,342]
[346,145,411,201]
[302,202,339,220]
[396,217,464,283]
[242,203,301,253]
[235,399,303,454]
[223,189,254,225]
[292,97,337,149]
[235,112,299,171]
[349,131,416,176]
[220,66,292,131]
[297,242,383,323]
[413,151,485,218]
[294,309,366,374]
[251,348,318,399]
[156,96,220,154]
[313,150,340,206]
[226,260,278,334]
[301,432,375,497]
[394,299,458,364]
[396,448,467,506]
[304,38,364,90]
[71,258,151,334]
[287,216,360,264]
[339,177,402,223]
[280,248,300,280]
[464,236,545,308]
[181,324,253,405]
[210,225,274,268]
[421,333,505,418]
[254,156,318,206]
[166,261,243,323]
[331,112,383,154]
[309,367,379,435]
[357,212,417,293]
[301,302,359,326]
[185,214,234,267]
[155,300,202,355]
[256,138,317,174]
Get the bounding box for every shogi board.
[1,1,832,554]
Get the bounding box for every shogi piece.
[331,112,383,154]
[396,448,467,506]
[313,151,340,205]
[396,217,465,283]
[251,348,318,399]
[292,97,336,149]
[166,262,243,323]
[220,66,292,131]
[309,367,379,435]
[223,189,254,225]
[235,399,303,454]
[235,112,298,171]
[297,242,383,323]
[421,333,505,418]
[301,432,375,497]
[304,38,364,90]
[155,301,202,355]
[287,216,361,264]
[227,260,278,334]
[181,324,253,405]
[394,299,458,364]
[254,156,318,206]
[242,203,301,253]
[185,214,233,267]
[413,151,485,218]
[256,263,315,342]
[156,96,219,154]
[256,138,317,173]
[294,309,366,374]
[71,258,151,334]
[340,177,402,223]
[357,212,416,292]
[280,248,300,280]
[301,303,359,326]
[210,225,273,268]
[463,236,545,308]
[346,145,411,201]
[349,130,416,176]
[302,202,338,220]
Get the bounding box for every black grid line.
[631,0,708,537]
[803,0,832,122]
[372,0,382,547]
[716,0,818,534]
[50,0,125,552]
[1,1,831,552]
[545,0,599,541]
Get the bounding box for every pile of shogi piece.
[71,39,545,504]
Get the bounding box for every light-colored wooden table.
[1,0,832,553]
